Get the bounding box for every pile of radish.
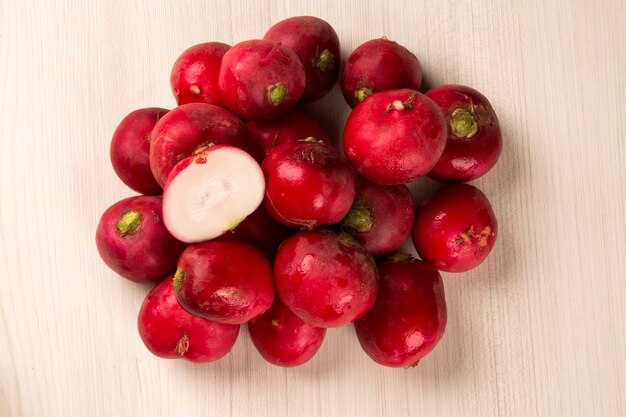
[96,16,501,368]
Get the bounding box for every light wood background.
[1,0,625,416]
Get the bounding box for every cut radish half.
[163,145,265,243]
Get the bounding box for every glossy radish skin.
[426,85,502,182]
[248,298,326,367]
[412,184,498,272]
[343,89,446,185]
[218,40,305,120]
[162,146,265,243]
[219,205,294,260]
[170,42,230,107]
[262,141,356,229]
[264,16,340,103]
[137,275,239,363]
[341,38,422,108]
[149,103,259,187]
[246,108,331,158]
[110,107,168,195]
[354,256,447,367]
[174,240,274,324]
[274,230,378,328]
[341,180,414,256]
[95,196,186,283]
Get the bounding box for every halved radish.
[163,145,265,243]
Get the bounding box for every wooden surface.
[1,0,625,416]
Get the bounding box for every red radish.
[262,141,356,229]
[218,39,305,120]
[264,16,340,103]
[342,89,446,185]
[149,103,259,187]
[426,84,502,182]
[110,107,168,195]
[412,184,498,272]
[248,298,326,367]
[274,230,378,328]
[341,38,422,108]
[137,275,239,363]
[95,196,186,283]
[354,255,447,367]
[246,108,331,157]
[170,42,230,107]
[219,205,294,260]
[341,180,414,256]
[173,240,274,324]
[162,146,264,243]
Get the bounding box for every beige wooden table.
[1,0,625,416]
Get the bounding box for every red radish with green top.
[246,108,331,157]
[110,107,168,195]
[95,196,186,283]
[341,180,415,257]
[412,184,498,272]
[149,102,260,187]
[173,240,275,324]
[170,42,230,107]
[218,39,305,120]
[341,38,422,108]
[162,146,265,243]
[264,16,340,103]
[262,141,356,229]
[274,230,378,328]
[426,84,502,182]
[355,255,447,367]
[248,298,326,367]
[137,275,239,363]
[342,89,447,185]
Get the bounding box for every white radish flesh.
[163,146,265,243]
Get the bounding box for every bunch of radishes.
[96,16,501,368]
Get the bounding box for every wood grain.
[1,0,625,416]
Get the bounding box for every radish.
[149,102,259,187]
[264,16,340,103]
[110,107,168,195]
[248,298,326,367]
[219,205,294,260]
[341,38,422,108]
[412,184,498,272]
[246,108,331,158]
[341,180,415,256]
[162,145,264,243]
[173,240,275,324]
[342,89,446,185]
[95,196,186,283]
[354,255,447,367]
[274,230,378,328]
[137,275,239,363]
[170,42,230,107]
[262,141,356,229]
[426,84,502,182]
[218,39,305,120]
